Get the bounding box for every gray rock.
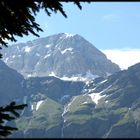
[1,33,120,78]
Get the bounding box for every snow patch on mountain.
[24,46,31,53]
[105,100,109,103]
[49,72,56,77]
[45,44,51,48]
[31,104,34,111]
[27,74,32,78]
[60,73,98,82]
[87,88,97,93]
[87,84,112,104]
[64,33,75,38]
[12,55,16,58]
[60,76,84,81]
[5,58,9,63]
[36,100,44,110]
[89,93,106,104]
[82,101,88,105]
[44,54,51,59]
[100,79,108,84]
[61,48,73,54]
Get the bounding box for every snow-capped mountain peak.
[64,33,75,38]
[1,33,120,79]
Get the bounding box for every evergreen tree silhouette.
[0,0,91,57]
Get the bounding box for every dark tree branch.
[0,102,27,137]
[0,0,91,49]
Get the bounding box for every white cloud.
[101,48,140,70]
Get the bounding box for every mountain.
[0,60,27,106]
[9,62,140,138]
[1,32,139,138]
[1,33,120,79]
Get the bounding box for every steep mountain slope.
[0,60,27,106]
[10,62,140,138]
[25,76,85,102]
[1,33,120,78]
[1,32,140,138]
[62,62,140,138]
[10,76,86,138]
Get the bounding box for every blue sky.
[14,2,140,69]
[14,2,140,49]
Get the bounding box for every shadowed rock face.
[0,60,26,106]
[7,62,140,138]
[1,33,120,78]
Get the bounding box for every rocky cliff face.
[1,33,120,78]
[8,62,140,138]
[1,32,140,138]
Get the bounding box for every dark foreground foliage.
[0,102,27,137]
